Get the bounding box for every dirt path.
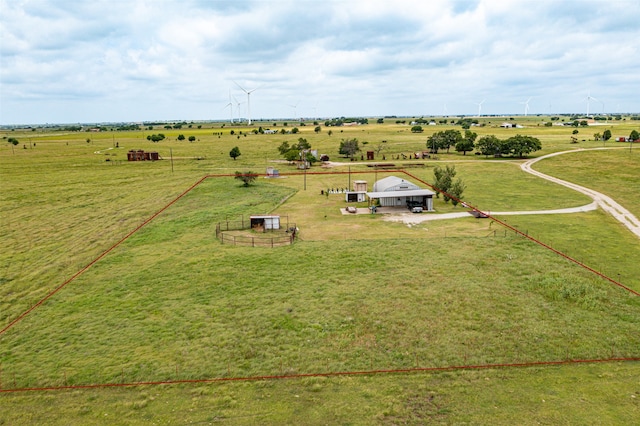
[383,202,598,225]
[383,147,640,238]
[521,148,640,239]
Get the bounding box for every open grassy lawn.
[533,147,640,217]
[1,362,639,425]
[1,119,639,424]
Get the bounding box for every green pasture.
[534,148,640,217]
[1,118,639,424]
[1,363,638,425]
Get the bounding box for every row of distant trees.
[427,130,542,158]
[595,129,639,142]
[267,131,541,164]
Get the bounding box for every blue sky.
[1,0,639,124]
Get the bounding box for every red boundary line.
[1,169,638,392]
[401,170,640,296]
[1,357,638,394]
[2,168,637,336]
[0,175,209,336]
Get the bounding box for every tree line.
[427,130,542,158]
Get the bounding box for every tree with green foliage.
[504,134,542,158]
[147,133,166,142]
[296,137,311,151]
[456,118,478,129]
[277,141,290,155]
[433,164,465,204]
[455,130,477,155]
[177,134,185,141]
[234,171,256,187]
[8,137,19,146]
[455,139,475,155]
[630,130,639,141]
[428,129,462,154]
[303,150,318,166]
[314,126,321,133]
[376,118,384,124]
[449,178,466,206]
[339,138,360,159]
[229,146,241,160]
[433,165,455,201]
[283,149,300,163]
[603,129,612,141]
[442,129,463,153]
[277,138,315,165]
[188,136,196,142]
[427,132,445,154]
[475,135,502,157]
[411,125,423,133]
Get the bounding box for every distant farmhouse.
[500,122,524,128]
[366,176,435,211]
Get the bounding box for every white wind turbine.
[520,97,531,116]
[224,89,233,123]
[234,81,260,125]
[475,99,485,117]
[288,101,300,121]
[232,95,244,122]
[586,92,599,117]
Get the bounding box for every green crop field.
[1,117,639,424]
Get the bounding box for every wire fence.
[1,356,638,394]
[215,217,296,247]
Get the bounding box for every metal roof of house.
[373,176,420,192]
[366,189,435,198]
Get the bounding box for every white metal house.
[366,176,435,210]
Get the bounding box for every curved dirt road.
[384,147,639,238]
[521,148,640,239]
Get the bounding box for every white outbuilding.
[366,176,435,210]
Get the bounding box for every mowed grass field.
[1,118,639,424]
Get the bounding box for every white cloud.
[0,0,638,123]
